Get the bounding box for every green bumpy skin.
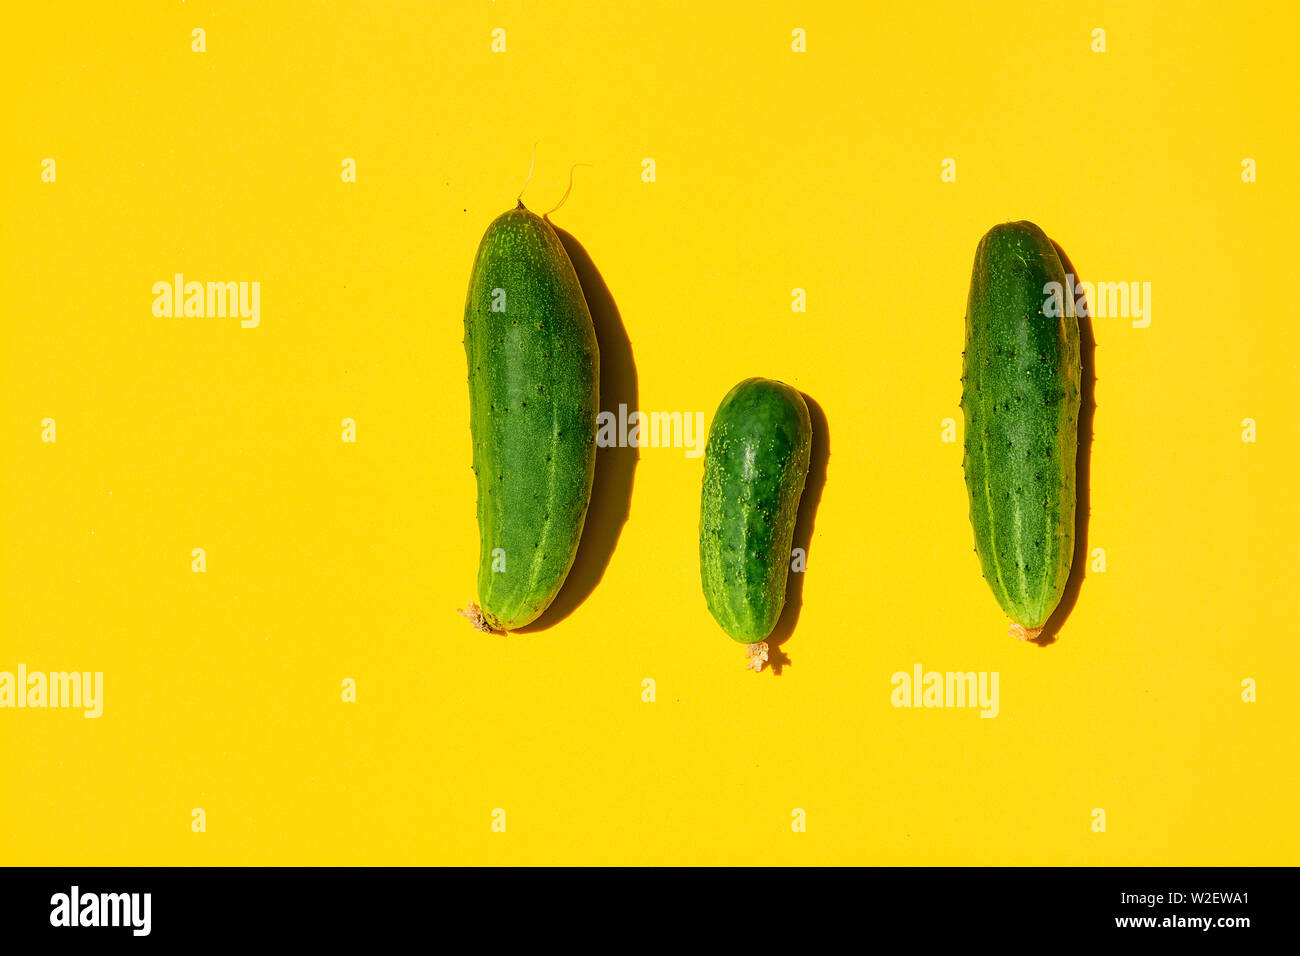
[463,206,598,631]
[962,221,1080,637]
[699,378,812,644]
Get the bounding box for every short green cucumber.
[699,378,812,669]
[961,221,1080,640]
[463,204,598,631]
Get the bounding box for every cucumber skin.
[463,207,598,631]
[962,221,1080,630]
[699,378,812,644]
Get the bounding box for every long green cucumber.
[962,221,1080,640]
[462,204,598,631]
[699,378,812,670]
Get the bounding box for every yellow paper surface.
[1,1,1296,864]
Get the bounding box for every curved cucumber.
[961,221,1080,640]
[463,205,598,631]
[699,378,812,666]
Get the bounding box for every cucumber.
[961,221,1080,640]
[699,378,812,670]
[462,203,599,632]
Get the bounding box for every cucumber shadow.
[517,226,637,632]
[764,392,829,674]
[1033,240,1095,646]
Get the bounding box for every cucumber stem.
[459,602,498,633]
[516,142,537,206]
[1008,622,1043,642]
[745,641,769,673]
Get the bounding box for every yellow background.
[2,1,1296,865]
